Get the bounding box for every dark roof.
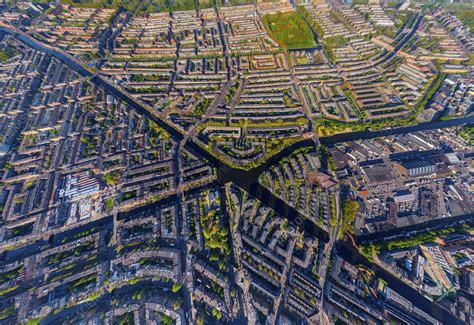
[389,149,443,162]
[400,159,436,170]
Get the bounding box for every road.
[337,238,466,325]
[375,13,423,66]
[320,114,474,145]
[1,21,472,325]
[356,212,474,244]
[214,0,232,81]
[3,21,471,236]
[2,15,469,217]
[0,24,330,243]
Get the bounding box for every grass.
[314,68,446,137]
[0,266,22,285]
[0,306,14,321]
[199,118,307,170]
[394,11,410,29]
[59,0,117,9]
[339,200,359,238]
[295,56,309,65]
[446,3,474,34]
[0,47,19,62]
[467,52,474,65]
[322,35,348,62]
[147,119,170,146]
[194,98,211,115]
[0,284,19,296]
[326,35,348,48]
[361,223,472,259]
[412,69,446,118]
[26,318,42,325]
[263,11,316,50]
[172,282,182,293]
[458,126,474,145]
[105,197,114,212]
[102,171,122,186]
[59,0,197,13]
[315,117,409,137]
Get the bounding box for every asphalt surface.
[1,22,471,325]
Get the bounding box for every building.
[394,190,415,203]
[410,254,425,285]
[461,270,474,295]
[397,159,436,177]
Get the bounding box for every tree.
[197,315,204,325]
[171,282,182,293]
[340,200,359,237]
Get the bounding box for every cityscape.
[0,0,472,324]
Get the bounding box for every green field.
[263,11,316,50]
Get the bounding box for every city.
[0,0,472,324]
